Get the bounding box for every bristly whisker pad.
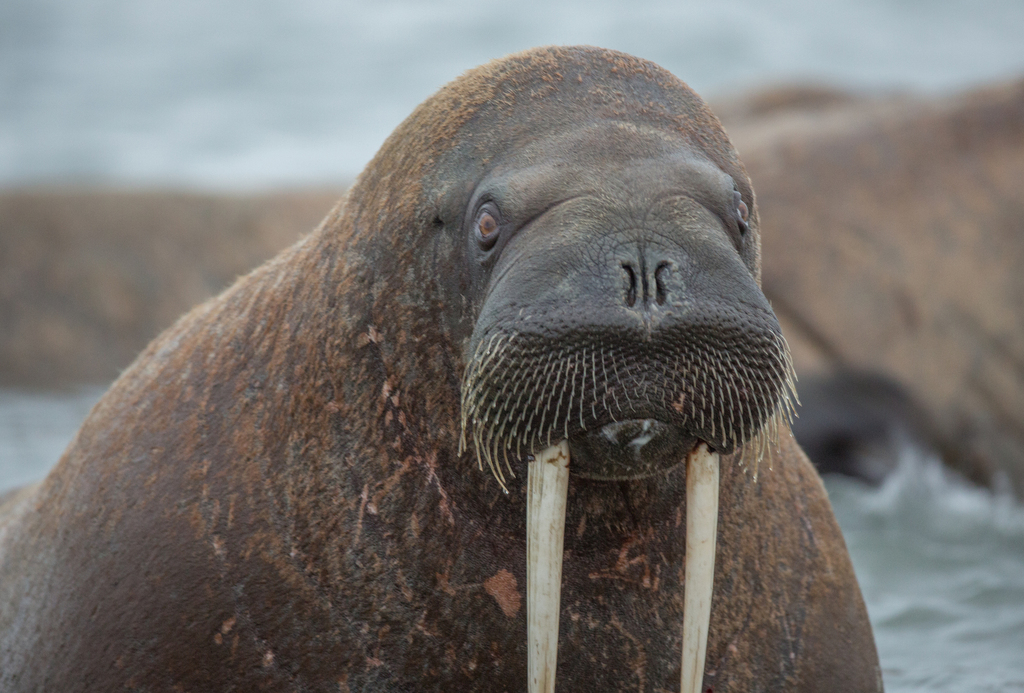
[459,314,798,489]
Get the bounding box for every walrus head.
[349,46,796,693]
[455,124,795,484]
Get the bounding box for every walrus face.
[410,49,801,691]
[456,121,796,483]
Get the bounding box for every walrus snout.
[568,419,696,479]
[460,310,796,484]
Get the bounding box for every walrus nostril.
[622,263,638,307]
[655,262,669,305]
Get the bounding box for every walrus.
[0,46,881,691]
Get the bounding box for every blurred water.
[827,454,1024,691]
[0,388,103,493]
[2,0,1023,188]
[3,389,1024,690]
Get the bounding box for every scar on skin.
[483,569,521,618]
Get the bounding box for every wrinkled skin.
[0,47,881,692]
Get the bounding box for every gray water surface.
[0,388,103,493]
[829,456,1024,691]
[3,0,1024,188]
[2,389,1023,690]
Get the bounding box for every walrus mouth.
[459,321,797,486]
[459,322,797,692]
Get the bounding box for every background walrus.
[0,46,881,691]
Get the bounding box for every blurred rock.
[712,83,876,125]
[790,370,962,486]
[721,79,1024,493]
[0,189,341,388]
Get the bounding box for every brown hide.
[0,47,879,691]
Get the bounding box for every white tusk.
[527,440,571,693]
[681,444,720,693]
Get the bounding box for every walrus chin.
[460,335,798,693]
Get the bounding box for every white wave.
[826,447,1024,692]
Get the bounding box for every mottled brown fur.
[0,47,880,691]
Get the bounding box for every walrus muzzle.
[451,115,797,692]
[461,314,795,483]
[458,251,796,691]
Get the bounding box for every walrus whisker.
[461,313,798,490]
[763,347,786,403]
[492,388,520,480]
[564,352,576,440]
[492,436,510,486]
[483,422,503,487]
[536,354,557,450]
[698,386,706,432]
[556,353,572,442]
[527,440,570,693]
[473,333,509,389]
[572,347,582,432]
[475,336,514,417]
[708,373,717,442]
[460,337,489,421]
[510,348,545,438]
[578,350,587,431]
[742,377,756,451]
[475,424,497,487]
[659,356,671,413]
[776,334,800,406]
[492,359,528,457]
[681,444,720,693]
[608,347,623,418]
[465,335,500,411]
[716,370,727,447]
[728,363,740,428]
[472,427,488,482]
[505,352,535,459]
[598,345,609,417]
[761,343,784,388]
[723,369,737,447]
[460,339,501,459]
[760,407,772,461]
[540,347,566,445]
[576,349,586,428]
[493,397,514,450]
[754,370,772,430]
[488,346,521,418]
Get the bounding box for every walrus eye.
[733,190,750,235]
[475,206,501,250]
